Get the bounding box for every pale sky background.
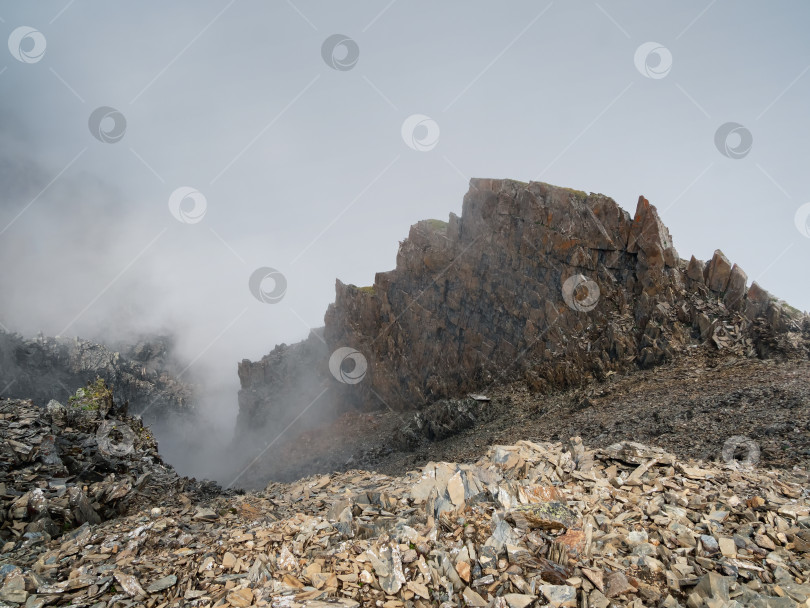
[1,1,809,437]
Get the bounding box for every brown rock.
[686,256,705,283]
[508,502,578,531]
[556,529,586,557]
[523,484,561,502]
[707,249,732,293]
[222,551,237,570]
[724,263,748,310]
[605,571,636,598]
[582,568,605,592]
[113,572,147,598]
[227,587,255,607]
[745,281,772,319]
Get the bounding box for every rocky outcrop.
[0,386,227,550]
[238,179,808,436]
[0,332,194,423]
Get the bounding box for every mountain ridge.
[236,178,808,441]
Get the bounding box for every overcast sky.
[1,1,809,430]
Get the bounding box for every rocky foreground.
[2,392,810,607]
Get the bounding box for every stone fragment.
[718,537,736,557]
[508,502,578,531]
[582,568,604,592]
[523,484,560,502]
[605,571,635,598]
[447,471,465,507]
[686,256,705,283]
[503,593,536,608]
[226,587,254,607]
[556,528,586,557]
[0,575,27,604]
[487,518,520,551]
[193,506,218,521]
[694,572,731,603]
[700,534,719,555]
[407,581,430,599]
[113,572,147,598]
[602,441,675,465]
[67,487,101,525]
[222,551,237,569]
[626,529,648,546]
[540,584,577,607]
[146,575,177,593]
[755,534,776,550]
[366,544,406,594]
[462,587,488,606]
[45,399,67,426]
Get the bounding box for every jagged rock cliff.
[0,331,194,422]
[237,179,808,436]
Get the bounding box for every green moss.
[782,302,803,317]
[561,186,588,200]
[348,284,376,295]
[68,377,112,411]
[424,218,448,231]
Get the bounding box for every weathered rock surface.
[0,331,194,422]
[238,179,808,438]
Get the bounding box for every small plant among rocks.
[68,377,113,412]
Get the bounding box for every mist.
[1,1,809,482]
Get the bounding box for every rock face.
[236,330,330,436]
[0,332,194,422]
[237,179,807,436]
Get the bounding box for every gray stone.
[694,572,730,602]
[745,281,772,319]
[67,487,101,525]
[146,575,177,593]
[686,256,705,283]
[45,400,67,427]
[503,593,536,608]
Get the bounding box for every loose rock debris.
[2,399,809,607]
[0,396,227,559]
